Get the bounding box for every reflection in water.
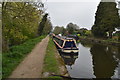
[60,53,78,69]
[111,47,120,78]
[62,44,95,78]
[59,42,120,78]
[90,44,118,78]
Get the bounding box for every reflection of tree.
[113,46,120,61]
[113,46,120,78]
[80,41,93,48]
[118,47,120,79]
[118,47,120,60]
[90,44,118,78]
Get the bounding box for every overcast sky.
[43,0,119,30]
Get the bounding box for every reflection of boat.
[60,53,78,66]
[52,34,79,53]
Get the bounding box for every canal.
[59,42,120,78]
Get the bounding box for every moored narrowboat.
[52,34,79,53]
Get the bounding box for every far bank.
[78,36,120,47]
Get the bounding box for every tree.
[77,28,88,36]
[37,13,48,36]
[42,19,53,35]
[116,31,120,42]
[2,2,43,52]
[85,30,92,36]
[53,26,65,35]
[92,1,120,38]
[61,27,67,35]
[66,23,79,34]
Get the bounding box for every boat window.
[64,41,76,48]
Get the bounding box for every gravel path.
[9,36,49,78]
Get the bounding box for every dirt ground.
[9,36,49,78]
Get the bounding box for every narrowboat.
[52,34,79,53]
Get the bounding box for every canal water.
[59,42,120,78]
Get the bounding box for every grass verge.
[42,38,61,78]
[2,35,46,78]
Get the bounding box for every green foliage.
[84,30,92,36]
[66,23,79,34]
[92,1,120,38]
[116,31,120,41]
[77,34,80,36]
[77,28,87,36]
[53,26,61,35]
[53,26,66,35]
[38,13,48,36]
[76,28,92,37]
[2,36,46,78]
[2,2,43,51]
[42,19,53,35]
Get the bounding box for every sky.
[43,0,120,30]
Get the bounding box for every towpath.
[9,36,49,78]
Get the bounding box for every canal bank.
[42,38,69,78]
[79,37,120,46]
